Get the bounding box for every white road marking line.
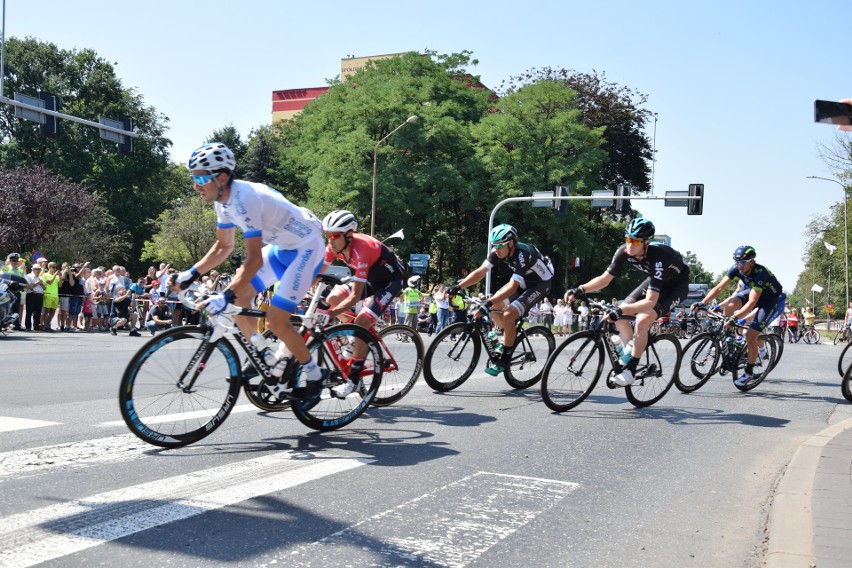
[97,403,261,427]
[282,471,579,568]
[0,452,371,568]
[0,434,170,480]
[0,417,61,433]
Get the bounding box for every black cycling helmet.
[733,245,756,262]
[625,217,655,240]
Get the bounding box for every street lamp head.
[406,115,418,123]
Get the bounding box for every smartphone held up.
[814,99,852,126]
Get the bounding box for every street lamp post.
[807,175,849,308]
[371,115,417,236]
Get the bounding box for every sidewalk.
[766,417,852,568]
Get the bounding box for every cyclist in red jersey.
[321,210,405,397]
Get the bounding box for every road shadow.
[547,405,791,428]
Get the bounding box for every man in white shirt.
[24,263,45,331]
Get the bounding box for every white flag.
[383,229,404,242]
[811,283,824,293]
[824,241,837,254]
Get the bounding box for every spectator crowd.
[2,253,231,337]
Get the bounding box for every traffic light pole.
[0,95,138,139]
[484,193,702,295]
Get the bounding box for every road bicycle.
[796,324,821,344]
[118,273,385,448]
[242,314,424,411]
[675,309,780,393]
[422,297,555,391]
[539,300,682,411]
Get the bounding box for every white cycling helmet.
[322,210,358,233]
[188,142,236,172]
[408,275,420,287]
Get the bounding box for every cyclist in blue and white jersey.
[698,245,785,387]
[172,142,326,398]
[565,218,690,387]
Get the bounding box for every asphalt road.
[1,329,850,568]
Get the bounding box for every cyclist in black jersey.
[697,245,786,387]
[565,218,690,386]
[448,224,554,375]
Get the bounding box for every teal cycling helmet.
[733,245,756,262]
[625,217,655,240]
[490,224,518,245]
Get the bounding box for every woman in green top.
[41,262,61,331]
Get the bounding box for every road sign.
[14,92,46,123]
[591,190,613,207]
[410,265,428,275]
[532,191,554,207]
[409,253,430,261]
[408,260,429,268]
[664,190,688,207]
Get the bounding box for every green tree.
[503,68,655,197]
[242,125,278,186]
[140,194,244,270]
[0,37,181,273]
[472,79,607,291]
[278,51,493,281]
[204,124,248,178]
[682,251,715,285]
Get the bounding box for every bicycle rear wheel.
[675,332,719,393]
[765,333,783,373]
[504,325,555,389]
[540,331,603,412]
[423,322,481,392]
[119,326,242,448]
[372,324,424,406]
[625,333,681,407]
[290,324,383,431]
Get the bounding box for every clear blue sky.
[5,0,852,298]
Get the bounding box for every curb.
[765,417,852,568]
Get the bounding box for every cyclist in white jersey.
[173,142,327,397]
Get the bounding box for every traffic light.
[614,184,631,215]
[118,116,133,155]
[553,185,569,216]
[39,92,57,137]
[688,183,704,215]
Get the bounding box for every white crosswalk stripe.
[0,452,372,568]
[0,417,61,433]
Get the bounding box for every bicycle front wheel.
[540,331,603,412]
[675,333,719,393]
[625,333,681,407]
[834,330,844,346]
[839,342,852,377]
[372,324,424,406]
[119,326,242,448]
[843,361,852,403]
[423,322,481,392]
[504,325,555,389]
[731,342,770,392]
[290,324,383,432]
